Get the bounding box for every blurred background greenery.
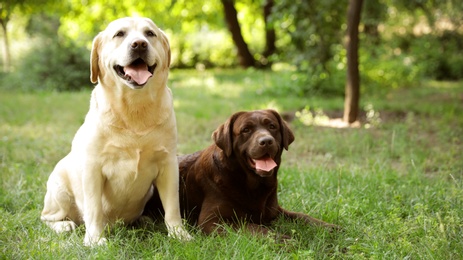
[1,0,462,94]
[1,3,462,258]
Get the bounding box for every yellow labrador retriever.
[41,17,191,245]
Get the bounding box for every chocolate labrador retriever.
[145,109,337,236]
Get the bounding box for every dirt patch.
[282,109,409,128]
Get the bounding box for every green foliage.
[271,0,346,71]
[360,47,421,96]
[2,0,463,93]
[266,0,463,95]
[385,0,463,81]
[171,30,237,68]
[264,0,347,95]
[56,0,227,52]
[408,31,463,80]
[6,39,90,92]
[2,14,90,92]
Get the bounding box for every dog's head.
[90,17,171,90]
[213,109,295,177]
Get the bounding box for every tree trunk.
[262,0,276,61]
[343,0,363,124]
[0,18,11,73]
[220,0,256,68]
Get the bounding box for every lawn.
[1,69,462,259]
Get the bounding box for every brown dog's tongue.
[255,157,277,172]
[124,63,152,85]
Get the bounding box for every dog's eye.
[146,30,157,37]
[269,124,277,130]
[242,127,251,134]
[114,31,125,38]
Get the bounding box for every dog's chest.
[102,144,167,182]
[100,144,167,216]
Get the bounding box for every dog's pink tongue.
[124,63,152,85]
[255,158,277,172]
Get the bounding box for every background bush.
[5,40,90,92]
[408,31,463,80]
[3,14,91,92]
[1,1,462,93]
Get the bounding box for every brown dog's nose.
[131,40,148,50]
[258,136,274,147]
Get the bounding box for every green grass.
[1,69,462,259]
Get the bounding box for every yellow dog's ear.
[90,33,101,84]
[159,29,171,69]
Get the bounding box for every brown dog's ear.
[269,109,295,150]
[90,33,101,84]
[212,112,244,157]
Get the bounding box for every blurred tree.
[220,0,276,68]
[262,0,276,63]
[221,0,255,67]
[343,0,363,124]
[0,0,15,72]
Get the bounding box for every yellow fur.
[41,17,191,246]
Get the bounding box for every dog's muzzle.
[114,39,157,88]
[114,59,156,87]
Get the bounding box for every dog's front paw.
[167,226,193,241]
[44,220,77,233]
[84,235,107,247]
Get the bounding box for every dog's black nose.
[131,40,148,50]
[258,136,274,147]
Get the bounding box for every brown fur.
[145,109,338,236]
